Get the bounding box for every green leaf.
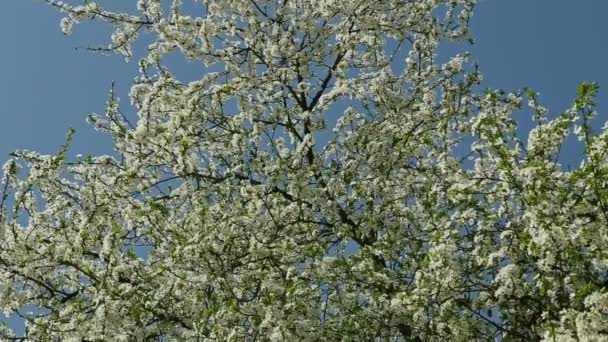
[112,223,122,235]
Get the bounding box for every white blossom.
[0,0,606,340]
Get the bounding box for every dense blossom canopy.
[1,0,607,340]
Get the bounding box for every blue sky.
[0,0,607,335]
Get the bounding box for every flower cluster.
[1,0,606,340]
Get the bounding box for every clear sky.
[0,0,607,335]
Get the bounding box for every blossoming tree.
[1,0,607,340]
